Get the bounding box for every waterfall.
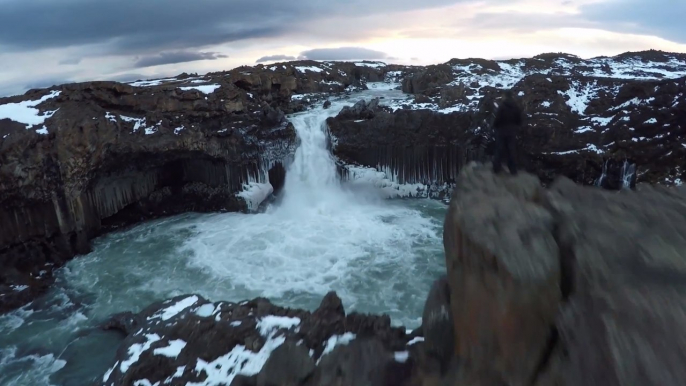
[620,160,637,190]
[595,159,608,187]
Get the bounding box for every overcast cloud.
[0,0,463,54]
[133,51,228,68]
[298,47,389,60]
[256,54,297,63]
[580,0,686,44]
[0,0,684,97]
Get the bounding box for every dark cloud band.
[133,51,228,68]
[256,54,297,63]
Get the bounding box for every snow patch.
[317,333,356,364]
[149,295,199,321]
[257,316,301,337]
[120,115,147,133]
[179,84,221,94]
[195,303,217,318]
[366,82,400,91]
[394,351,410,363]
[174,126,185,135]
[186,316,300,385]
[574,126,594,134]
[153,339,187,359]
[0,90,60,129]
[121,334,161,373]
[129,78,177,87]
[407,337,425,345]
[558,81,597,115]
[644,118,657,124]
[591,116,614,126]
[295,66,323,73]
[354,61,386,68]
[10,285,29,292]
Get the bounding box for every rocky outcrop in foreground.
[99,292,418,386]
[98,164,686,385]
[443,163,686,386]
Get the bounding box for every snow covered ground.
[0,90,60,135]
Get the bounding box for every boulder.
[257,340,315,386]
[443,165,560,385]
[421,276,454,371]
[534,175,686,386]
[307,338,392,386]
[442,164,686,385]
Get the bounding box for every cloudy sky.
[1,0,685,96]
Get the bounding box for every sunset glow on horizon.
[1,0,685,96]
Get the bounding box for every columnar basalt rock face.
[0,79,297,312]
[339,50,686,189]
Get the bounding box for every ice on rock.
[237,182,274,211]
[0,90,61,130]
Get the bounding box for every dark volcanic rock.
[443,163,686,386]
[421,276,454,371]
[443,164,561,385]
[257,340,315,386]
[335,50,686,193]
[99,292,412,386]
[328,108,480,178]
[0,79,297,312]
[308,338,392,386]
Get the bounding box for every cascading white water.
[0,86,447,386]
[278,108,345,211]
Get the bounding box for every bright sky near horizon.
[0,0,684,97]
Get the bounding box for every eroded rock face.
[443,163,686,386]
[420,276,454,372]
[443,165,561,385]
